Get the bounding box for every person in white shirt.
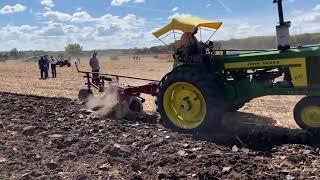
[49,56,57,78]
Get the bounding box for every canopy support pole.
[205,29,219,44]
[156,37,168,46]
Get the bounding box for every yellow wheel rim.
[163,82,206,129]
[301,106,320,128]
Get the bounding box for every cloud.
[71,11,93,22]
[290,4,320,34]
[134,0,145,3]
[43,10,94,22]
[168,13,192,19]
[41,0,55,8]
[96,13,145,31]
[293,4,320,23]
[0,4,27,15]
[43,10,71,21]
[42,9,145,30]
[38,23,66,36]
[0,10,149,51]
[111,0,145,6]
[172,7,179,12]
[313,4,320,11]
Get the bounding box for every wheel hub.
[163,82,206,129]
[179,97,191,112]
[301,106,320,127]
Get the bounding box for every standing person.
[89,51,100,85]
[38,56,46,79]
[43,55,49,79]
[49,56,57,78]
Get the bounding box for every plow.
[77,0,320,134]
[76,63,159,119]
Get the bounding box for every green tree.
[64,43,83,57]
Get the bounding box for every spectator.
[89,51,100,85]
[49,56,57,78]
[38,56,46,79]
[43,55,49,79]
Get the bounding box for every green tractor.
[152,0,320,133]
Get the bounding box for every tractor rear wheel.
[294,96,320,131]
[156,66,227,134]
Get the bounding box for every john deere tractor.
[153,0,320,133]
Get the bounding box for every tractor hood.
[152,16,223,38]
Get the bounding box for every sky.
[0,0,319,51]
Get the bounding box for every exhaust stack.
[274,0,291,51]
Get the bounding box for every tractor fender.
[170,64,211,76]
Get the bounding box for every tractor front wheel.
[156,66,227,134]
[294,96,320,131]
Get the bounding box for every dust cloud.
[85,86,120,118]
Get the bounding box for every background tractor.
[152,0,320,133]
[57,59,71,67]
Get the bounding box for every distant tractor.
[57,59,71,67]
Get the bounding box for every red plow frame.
[75,63,159,102]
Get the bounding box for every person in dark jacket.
[38,56,46,79]
[43,55,49,79]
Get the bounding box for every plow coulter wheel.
[294,96,320,132]
[78,89,93,102]
[114,97,144,120]
[114,100,129,120]
[156,66,227,134]
[128,97,143,114]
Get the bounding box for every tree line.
[1,32,319,61]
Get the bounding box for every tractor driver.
[174,27,204,63]
[175,27,199,51]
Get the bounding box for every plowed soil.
[0,58,307,129]
[1,92,320,180]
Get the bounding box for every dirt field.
[1,93,320,179]
[1,56,320,179]
[0,56,302,129]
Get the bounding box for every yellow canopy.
[153,16,223,38]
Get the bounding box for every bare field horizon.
[0,56,303,129]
